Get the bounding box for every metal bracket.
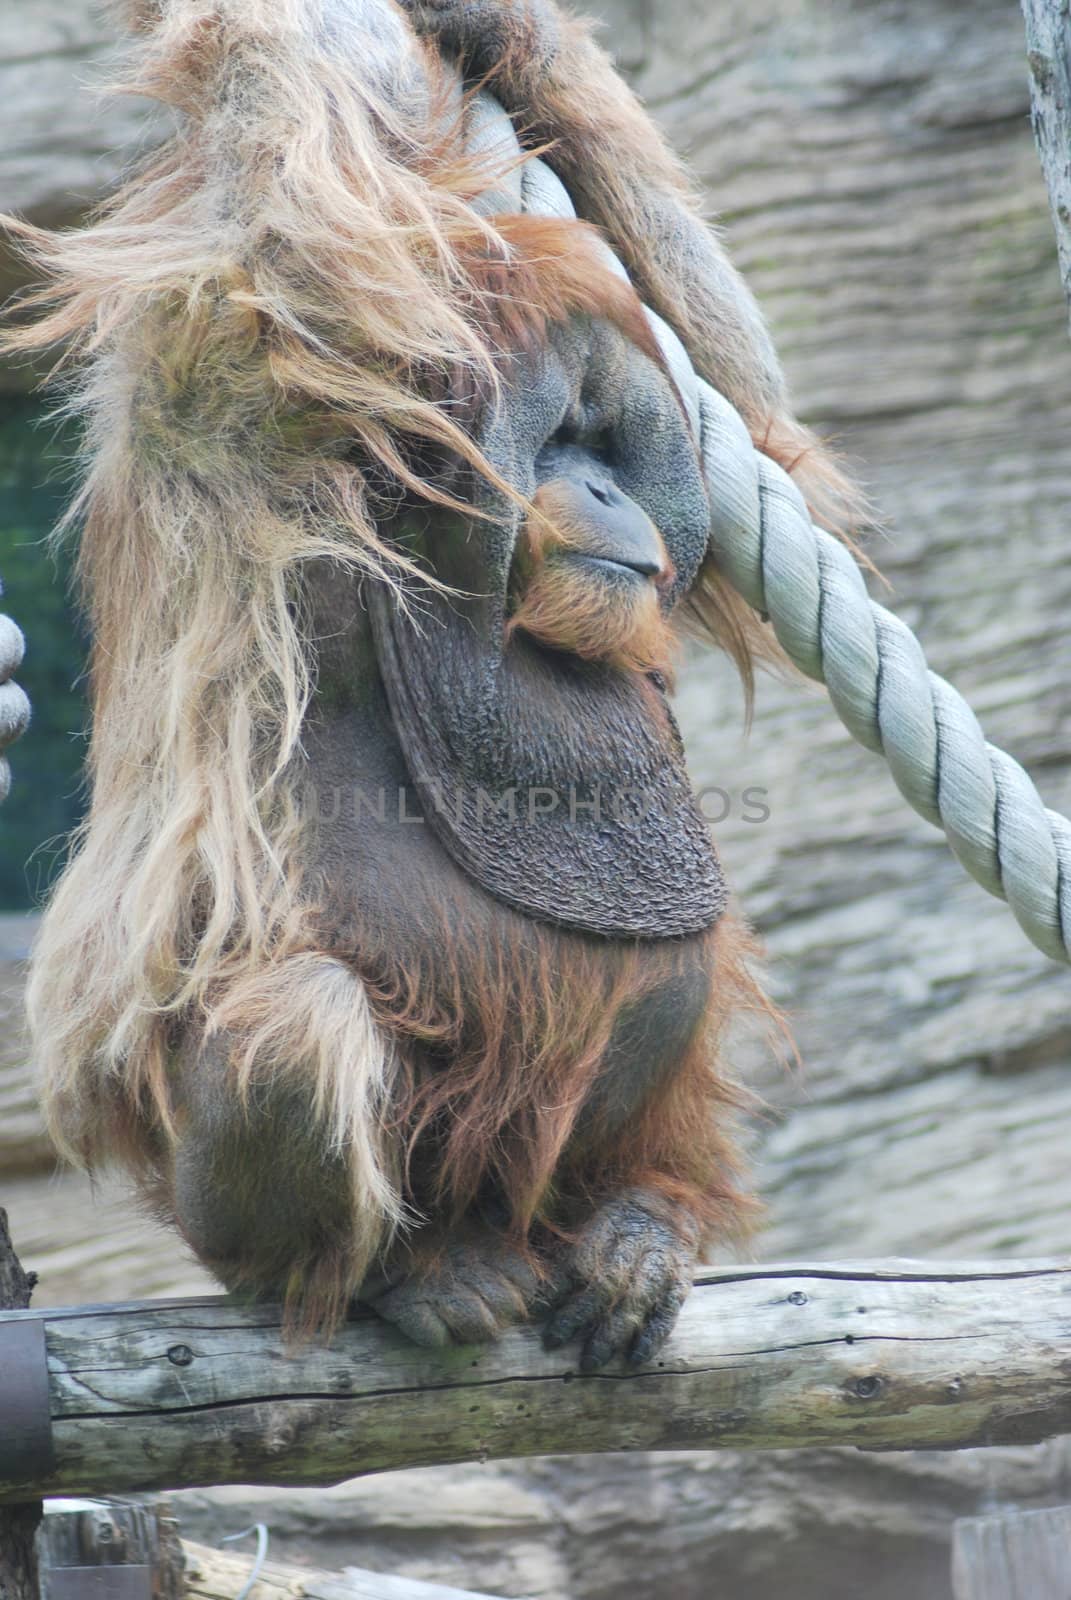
[40,1501,163,1600]
[0,1315,56,1483]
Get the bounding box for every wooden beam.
[952,1505,1071,1599]
[182,1537,509,1600]
[2,1260,1071,1505]
[1021,0,1071,327]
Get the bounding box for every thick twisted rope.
[0,609,29,805]
[471,93,1071,965]
[693,385,1071,965]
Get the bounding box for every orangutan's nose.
[576,477,668,581]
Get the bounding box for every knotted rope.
[473,91,1071,965]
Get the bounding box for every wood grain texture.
[1020,0,1071,327]
[2,1262,1071,1503]
[952,1503,1071,1600]
[183,1538,508,1600]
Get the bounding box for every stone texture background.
[2,1,1070,1596]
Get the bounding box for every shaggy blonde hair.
[3,0,542,1230]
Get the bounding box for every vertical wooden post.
[1021,0,1071,327]
[952,1505,1071,1599]
[0,1207,41,1600]
[37,1502,185,1600]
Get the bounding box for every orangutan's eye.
[543,419,615,465]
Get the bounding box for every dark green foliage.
[0,396,88,911]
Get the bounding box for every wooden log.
[1,1260,1071,1504]
[182,1537,509,1600]
[952,1504,1071,1599]
[1020,0,1071,327]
